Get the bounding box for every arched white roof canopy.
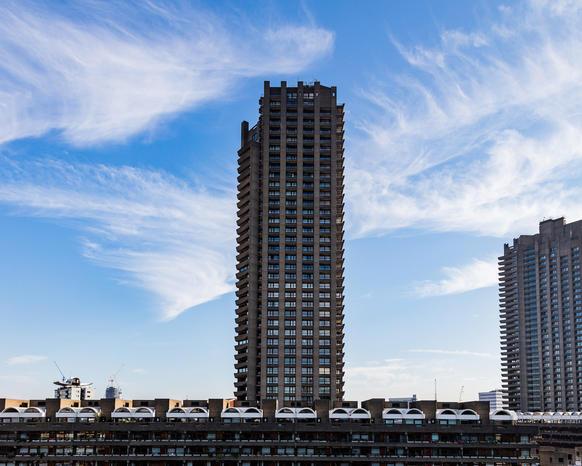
[221,407,263,419]
[79,407,100,414]
[168,407,186,414]
[330,408,371,420]
[0,406,46,418]
[383,408,425,420]
[275,407,316,419]
[167,407,209,418]
[111,406,154,419]
[24,407,45,415]
[458,409,480,420]
[490,409,518,421]
[133,407,155,418]
[405,408,425,419]
[0,407,24,414]
[436,409,457,419]
[56,407,79,418]
[329,408,350,419]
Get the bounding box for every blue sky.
[2,0,582,402]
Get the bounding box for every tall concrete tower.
[500,218,582,411]
[234,81,345,404]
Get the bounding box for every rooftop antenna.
[54,361,66,383]
[459,385,464,403]
[434,378,438,414]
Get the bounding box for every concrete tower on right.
[500,218,582,412]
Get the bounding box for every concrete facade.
[500,218,582,411]
[235,81,345,404]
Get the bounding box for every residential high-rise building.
[234,81,345,404]
[500,218,582,411]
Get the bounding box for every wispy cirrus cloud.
[0,1,334,319]
[408,349,496,358]
[414,256,498,297]
[7,354,47,365]
[0,1,334,145]
[0,158,235,320]
[348,0,582,239]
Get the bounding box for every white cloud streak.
[345,355,499,401]
[0,1,334,145]
[345,359,421,400]
[348,0,582,239]
[408,349,496,358]
[7,354,47,365]
[0,2,334,319]
[414,256,498,297]
[0,158,235,320]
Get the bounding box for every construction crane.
[105,364,125,399]
[108,364,124,387]
[53,361,66,383]
[459,385,465,403]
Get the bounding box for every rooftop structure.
[53,377,94,401]
[479,389,507,411]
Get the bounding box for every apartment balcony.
[236,269,249,282]
[236,247,251,261]
[235,342,249,353]
[236,224,250,237]
[234,356,248,367]
[234,357,249,369]
[235,283,249,296]
[234,380,247,389]
[234,373,248,383]
[237,187,250,202]
[236,237,250,251]
[235,314,248,325]
[235,296,249,307]
[237,197,251,210]
[237,169,252,183]
[235,274,248,287]
[237,160,251,175]
[235,322,249,334]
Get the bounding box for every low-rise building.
[479,389,507,410]
[1,396,581,464]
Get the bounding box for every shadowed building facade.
[500,218,582,411]
[234,81,345,404]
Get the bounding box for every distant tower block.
[105,365,124,399]
[105,385,121,399]
[53,377,94,400]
